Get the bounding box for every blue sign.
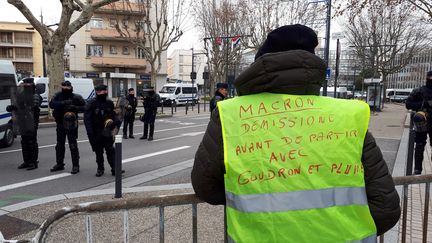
[140,74,151,80]
[86,73,100,78]
[326,68,331,80]
[64,72,70,78]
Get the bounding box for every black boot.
[414,143,425,175]
[95,169,104,177]
[71,166,80,174]
[18,163,29,169]
[148,123,154,141]
[51,164,65,172]
[129,123,134,138]
[140,123,148,139]
[27,161,38,170]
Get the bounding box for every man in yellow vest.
[192,24,400,242]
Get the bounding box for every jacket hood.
[234,50,326,96]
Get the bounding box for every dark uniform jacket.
[84,97,120,139]
[191,50,401,235]
[143,93,160,112]
[7,92,42,130]
[125,95,138,118]
[49,91,86,123]
[210,91,226,112]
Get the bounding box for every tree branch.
[7,0,50,39]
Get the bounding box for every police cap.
[95,84,108,91]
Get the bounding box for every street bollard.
[161,102,164,114]
[192,100,194,111]
[186,101,189,115]
[204,99,206,112]
[406,112,415,176]
[198,101,200,114]
[115,135,122,198]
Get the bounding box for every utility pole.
[40,10,47,77]
[323,0,331,96]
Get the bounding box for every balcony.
[95,2,146,16]
[90,28,141,41]
[0,42,33,48]
[0,56,33,63]
[90,56,146,69]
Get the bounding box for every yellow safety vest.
[218,93,377,243]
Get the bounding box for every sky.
[0,0,342,56]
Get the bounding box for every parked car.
[0,60,18,147]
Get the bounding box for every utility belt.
[413,110,429,132]
[63,112,78,130]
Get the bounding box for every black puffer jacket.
[191,50,400,235]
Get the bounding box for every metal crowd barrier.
[0,174,430,243]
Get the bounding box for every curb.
[0,183,192,216]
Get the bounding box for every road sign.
[332,32,345,40]
[326,68,331,80]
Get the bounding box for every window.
[179,66,184,73]
[0,47,13,58]
[110,45,117,54]
[175,88,181,95]
[14,32,32,44]
[15,48,33,59]
[160,86,176,93]
[135,21,146,32]
[88,19,103,29]
[109,19,116,28]
[136,48,145,59]
[15,63,33,73]
[179,55,184,63]
[0,32,13,44]
[122,46,130,55]
[0,74,16,100]
[182,87,197,94]
[87,45,103,57]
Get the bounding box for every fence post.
[406,112,415,176]
[115,135,123,198]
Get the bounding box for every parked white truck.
[158,82,199,105]
[0,60,18,147]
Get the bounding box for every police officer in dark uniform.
[123,88,138,139]
[140,87,160,141]
[49,81,86,174]
[7,78,42,170]
[84,84,122,177]
[406,70,432,174]
[210,83,228,112]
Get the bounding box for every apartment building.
[68,1,167,98]
[0,21,43,78]
[167,49,205,86]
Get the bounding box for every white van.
[386,88,412,102]
[34,78,95,114]
[0,60,18,147]
[159,82,199,105]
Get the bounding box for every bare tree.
[111,0,185,89]
[343,1,430,106]
[7,0,120,100]
[336,0,432,20]
[193,0,246,94]
[238,0,325,50]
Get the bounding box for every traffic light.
[202,71,209,80]
[190,72,197,80]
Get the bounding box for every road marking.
[153,131,204,142]
[0,173,71,193]
[122,146,191,164]
[0,124,207,154]
[191,117,210,120]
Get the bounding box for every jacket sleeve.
[84,100,94,136]
[362,131,401,235]
[49,93,63,110]
[191,108,226,205]
[73,94,86,113]
[406,88,423,111]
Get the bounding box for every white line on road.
[153,131,205,142]
[0,124,207,154]
[0,173,71,193]
[122,146,191,164]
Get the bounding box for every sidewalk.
[0,103,423,242]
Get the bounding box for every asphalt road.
[0,113,210,207]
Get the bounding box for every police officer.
[406,70,432,175]
[123,88,138,139]
[210,83,228,112]
[140,87,160,141]
[7,78,42,170]
[49,81,86,174]
[84,84,122,177]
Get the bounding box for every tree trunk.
[150,65,157,90]
[46,45,65,114]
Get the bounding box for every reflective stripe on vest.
[218,93,377,243]
[228,234,377,243]
[226,186,368,213]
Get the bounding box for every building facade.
[68,1,167,98]
[0,21,43,79]
[167,49,206,86]
[387,49,432,89]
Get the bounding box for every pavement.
[0,102,427,243]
